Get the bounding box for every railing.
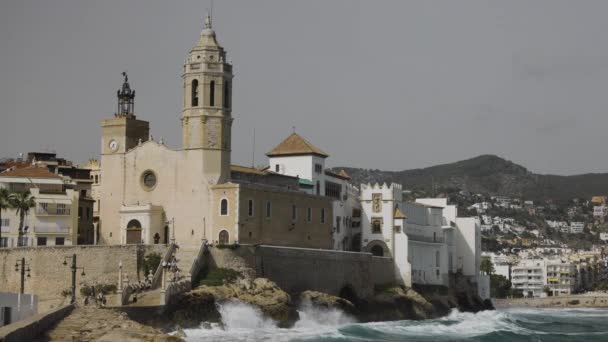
[152,243,177,289]
[189,242,207,283]
[161,278,191,305]
[407,233,445,244]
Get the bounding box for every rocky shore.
[163,274,493,330]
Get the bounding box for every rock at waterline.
[167,277,299,328]
[298,290,357,316]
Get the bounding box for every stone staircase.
[175,244,203,278]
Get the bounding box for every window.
[209,80,215,107]
[0,237,7,248]
[17,237,28,247]
[0,218,9,227]
[321,208,325,223]
[78,207,83,218]
[394,225,401,233]
[192,79,199,106]
[275,164,280,172]
[325,181,342,200]
[433,232,437,242]
[248,199,254,217]
[220,199,228,216]
[315,164,323,174]
[86,207,91,220]
[436,251,440,267]
[307,208,312,222]
[39,203,49,215]
[292,205,297,222]
[372,219,382,234]
[80,189,87,198]
[37,237,47,246]
[94,175,99,184]
[316,181,320,195]
[224,81,230,108]
[336,216,341,233]
[57,204,68,215]
[266,201,272,218]
[141,170,157,190]
[55,237,65,246]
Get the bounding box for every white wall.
[0,292,38,327]
[454,217,480,277]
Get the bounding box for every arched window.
[219,230,229,244]
[191,79,199,107]
[209,80,215,107]
[371,245,384,257]
[220,198,228,216]
[224,81,230,108]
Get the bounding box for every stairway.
[174,244,203,279]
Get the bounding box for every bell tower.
[182,15,233,184]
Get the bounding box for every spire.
[204,12,212,30]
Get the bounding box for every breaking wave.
[179,302,608,341]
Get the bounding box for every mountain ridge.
[333,155,608,201]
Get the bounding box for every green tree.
[0,188,12,248]
[480,258,495,275]
[490,274,512,298]
[10,190,36,246]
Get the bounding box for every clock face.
[109,139,119,152]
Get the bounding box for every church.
[98,16,333,249]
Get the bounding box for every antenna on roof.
[292,126,296,134]
[251,128,256,168]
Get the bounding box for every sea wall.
[494,295,608,308]
[0,244,168,311]
[206,245,394,300]
[0,304,74,342]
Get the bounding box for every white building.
[359,185,482,291]
[0,167,81,247]
[511,259,546,297]
[266,133,361,251]
[569,222,584,234]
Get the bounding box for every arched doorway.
[370,245,384,257]
[164,225,169,244]
[126,219,142,244]
[218,230,229,244]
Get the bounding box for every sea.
[177,300,608,342]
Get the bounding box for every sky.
[1,0,608,176]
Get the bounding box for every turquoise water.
[181,300,608,341]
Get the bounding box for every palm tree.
[10,190,36,247]
[0,188,11,248]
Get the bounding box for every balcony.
[407,233,445,244]
[33,224,70,234]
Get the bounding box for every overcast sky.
[1,0,608,175]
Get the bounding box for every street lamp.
[62,254,86,304]
[14,258,31,294]
[165,217,175,245]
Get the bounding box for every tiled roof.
[266,133,329,158]
[0,166,62,179]
[394,207,407,219]
[231,165,267,176]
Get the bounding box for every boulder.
[298,291,357,316]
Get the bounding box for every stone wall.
[0,245,168,309]
[370,256,395,286]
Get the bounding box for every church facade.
[98,16,333,249]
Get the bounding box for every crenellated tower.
[182,15,233,184]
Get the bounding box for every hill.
[334,155,608,201]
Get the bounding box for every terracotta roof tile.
[266,133,329,158]
[0,166,62,179]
